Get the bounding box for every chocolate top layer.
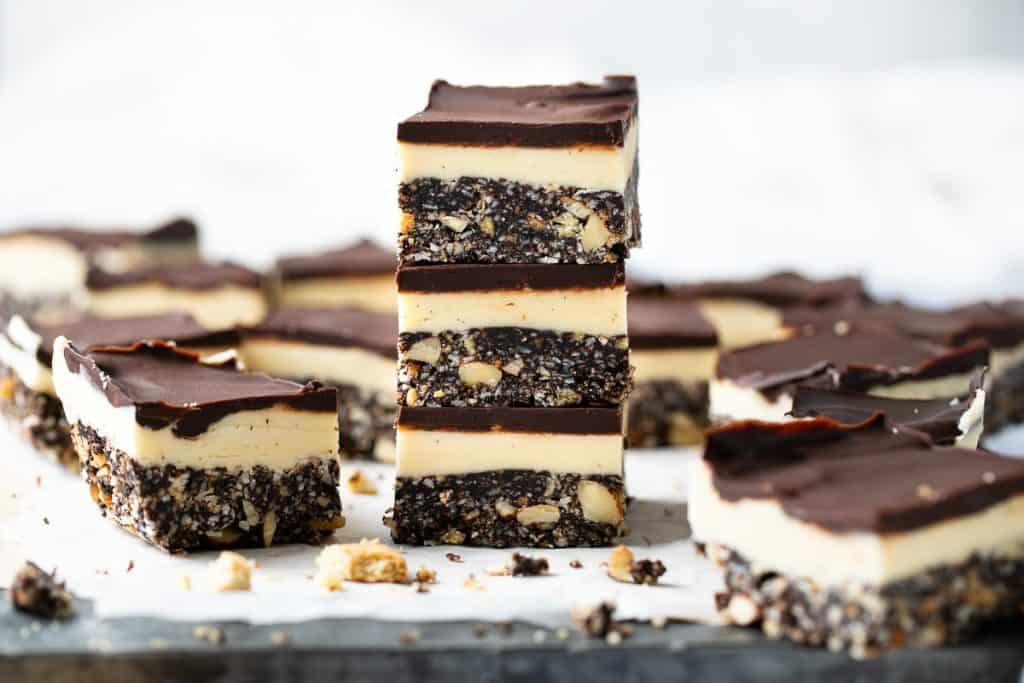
[716,330,989,396]
[275,239,396,281]
[397,76,638,148]
[397,263,625,293]
[789,377,983,446]
[86,261,262,291]
[23,313,238,367]
[63,341,336,436]
[784,300,1024,350]
[671,271,866,308]
[628,297,718,349]
[703,414,1024,533]
[243,306,396,358]
[397,406,623,434]
[2,217,198,251]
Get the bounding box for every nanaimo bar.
[690,415,1024,657]
[392,407,625,547]
[711,329,989,423]
[397,263,630,408]
[271,239,396,312]
[785,299,1024,433]
[0,217,199,321]
[0,313,237,466]
[241,306,397,462]
[667,271,866,349]
[627,297,718,447]
[790,376,986,448]
[397,77,640,265]
[53,340,343,551]
[84,261,267,328]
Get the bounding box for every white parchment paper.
[0,432,726,628]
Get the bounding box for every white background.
[0,1,1022,304]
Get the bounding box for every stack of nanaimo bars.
[390,76,641,547]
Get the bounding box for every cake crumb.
[180,575,192,591]
[399,629,420,645]
[207,551,254,592]
[9,562,74,620]
[463,574,484,591]
[193,625,225,645]
[271,630,291,647]
[415,565,437,583]
[569,560,583,569]
[446,552,463,563]
[347,469,378,495]
[606,545,667,585]
[316,539,407,589]
[507,553,549,577]
[572,602,619,639]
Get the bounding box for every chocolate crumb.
[42,517,50,526]
[569,560,583,569]
[9,562,74,620]
[35,476,42,488]
[126,560,135,573]
[508,553,549,577]
[495,621,514,636]
[472,624,489,638]
[572,602,618,639]
[446,553,463,563]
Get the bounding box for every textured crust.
[388,471,625,548]
[397,162,640,265]
[72,423,343,552]
[398,329,632,408]
[705,543,1024,659]
[627,380,709,448]
[984,359,1024,434]
[0,368,76,467]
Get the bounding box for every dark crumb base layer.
[336,383,396,460]
[398,329,631,408]
[389,471,625,548]
[627,380,709,448]
[72,423,343,552]
[0,368,76,467]
[704,543,1024,659]
[397,162,640,265]
[984,360,1024,434]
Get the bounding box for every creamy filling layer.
[276,275,396,313]
[688,459,1024,586]
[85,284,267,329]
[399,123,638,193]
[241,339,395,396]
[396,427,623,478]
[710,371,980,424]
[52,338,338,469]
[0,236,87,298]
[399,287,627,336]
[697,298,788,350]
[91,243,199,274]
[990,340,1024,379]
[631,347,717,384]
[0,316,54,395]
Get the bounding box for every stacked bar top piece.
[690,415,1024,657]
[52,340,343,551]
[392,76,640,547]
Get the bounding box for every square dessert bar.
[0,312,238,467]
[785,299,1024,433]
[789,372,987,448]
[397,76,640,265]
[397,263,630,408]
[270,239,397,313]
[627,297,719,447]
[666,271,867,349]
[240,306,398,462]
[390,406,625,547]
[710,329,989,423]
[690,415,1024,657]
[52,340,343,551]
[0,217,199,321]
[84,261,267,328]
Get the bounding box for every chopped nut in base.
[347,470,378,495]
[316,539,407,588]
[208,551,254,592]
